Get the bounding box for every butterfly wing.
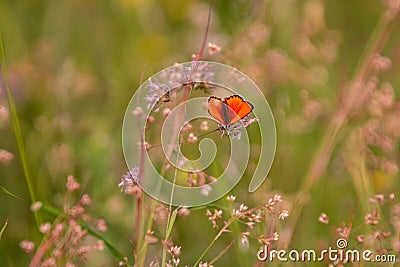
[208,96,226,124]
[224,95,254,124]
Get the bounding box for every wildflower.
[199,262,214,267]
[154,205,169,224]
[67,175,80,191]
[177,207,190,217]
[162,108,171,117]
[365,210,380,225]
[181,122,193,132]
[145,78,169,110]
[30,201,43,212]
[147,115,155,123]
[20,240,35,253]
[232,208,241,217]
[80,194,92,206]
[200,120,209,131]
[200,185,212,196]
[374,230,381,240]
[273,194,283,202]
[208,42,221,56]
[132,106,144,116]
[96,219,107,232]
[187,133,198,143]
[69,205,85,216]
[239,233,250,250]
[375,194,386,203]
[93,240,104,251]
[226,195,236,202]
[250,210,263,222]
[168,245,181,256]
[239,204,248,212]
[168,61,214,87]
[370,53,392,73]
[172,258,180,266]
[146,230,158,244]
[118,167,139,194]
[389,193,395,201]
[39,222,52,234]
[356,234,364,243]
[336,223,350,238]
[206,209,223,229]
[318,213,330,224]
[0,105,8,118]
[279,210,289,220]
[0,149,13,165]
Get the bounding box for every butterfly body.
[208,95,254,126]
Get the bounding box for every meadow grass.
[0,1,400,266]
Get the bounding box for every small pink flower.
[318,213,330,224]
[226,195,236,202]
[39,222,52,234]
[208,42,221,56]
[20,240,35,253]
[187,133,198,144]
[96,219,107,232]
[132,106,143,116]
[356,234,364,243]
[30,201,43,212]
[279,210,289,220]
[162,108,171,117]
[66,175,80,191]
[0,149,13,165]
[200,120,209,131]
[80,194,92,206]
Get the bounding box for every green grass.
[0,0,399,266]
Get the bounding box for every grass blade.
[0,34,41,227]
[0,184,23,200]
[0,219,8,241]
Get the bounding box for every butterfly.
[208,95,254,126]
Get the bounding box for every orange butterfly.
[208,95,254,126]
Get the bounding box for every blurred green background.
[1,0,399,266]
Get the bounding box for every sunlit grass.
[0,0,399,266]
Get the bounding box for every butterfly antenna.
[197,127,220,138]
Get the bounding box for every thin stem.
[0,35,42,227]
[209,238,236,265]
[161,165,180,267]
[0,219,8,241]
[194,205,264,266]
[195,0,215,60]
[141,2,215,264]
[30,230,60,267]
